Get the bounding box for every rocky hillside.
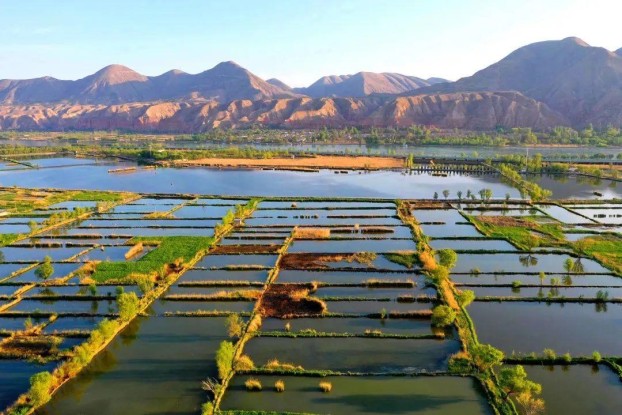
[419,37,622,127]
[296,72,447,97]
[0,62,296,105]
[0,92,565,132]
[1,37,620,130]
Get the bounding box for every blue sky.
[1,0,620,86]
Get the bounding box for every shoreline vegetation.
[1,125,622,149]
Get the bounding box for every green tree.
[498,365,542,401]
[28,220,39,234]
[470,343,504,372]
[442,190,450,199]
[216,340,235,380]
[431,305,456,327]
[456,289,475,307]
[563,258,574,274]
[437,249,458,269]
[35,256,54,280]
[29,371,53,406]
[117,292,139,321]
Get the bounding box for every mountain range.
[1,36,621,131]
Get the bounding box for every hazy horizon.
[1,0,621,87]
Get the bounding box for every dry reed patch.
[211,244,281,254]
[476,215,535,229]
[124,243,143,260]
[259,284,326,318]
[0,334,62,358]
[319,381,332,393]
[274,379,285,392]
[173,155,404,169]
[244,378,262,391]
[293,228,331,239]
[410,201,449,209]
[280,253,376,270]
[264,359,304,371]
[418,251,437,271]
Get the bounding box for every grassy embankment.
[396,200,525,415]
[205,230,295,414]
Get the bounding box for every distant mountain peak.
[212,61,245,71]
[266,78,292,91]
[419,37,622,127]
[562,36,590,47]
[616,48,622,56]
[165,69,187,76]
[87,64,148,84]
[299,71,438,97]
[426,77,449,84]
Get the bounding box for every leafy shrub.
[35,256,54,280]
[543,348,556,359]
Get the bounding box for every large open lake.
[1,157,620,199]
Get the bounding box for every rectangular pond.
[420,224,482,238]
[288,239,417,253]
[40,317,229,415]
[221,375,493,415]
[176,269,268,283]
[521,364,622,415]
[453,253,610,274]
[9,263,82,283]
[428,239,516,251]
[469,302,622,355]
[195,254,277,269]
[324,300,432,315]
[244,336,459,373]
[471,285,622,298]
[276,270,420,284]
[0,360,56,410]
[452,273,622,286]
[260,317,435,336]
